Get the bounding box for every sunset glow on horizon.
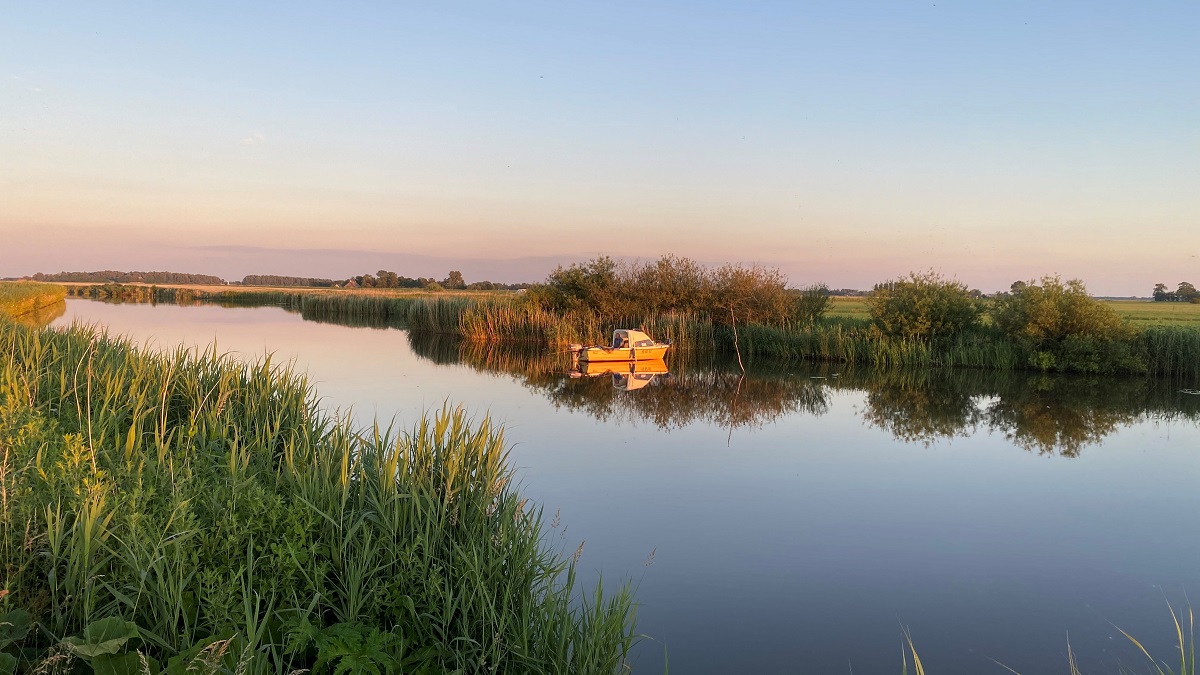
[2,2,1197,294]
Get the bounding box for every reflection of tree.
[554,366,830,431]
[407,334,829,430]
[984,376,1156,457]
[858,369,984,444]
[405,330,1200,455]
[854,368,1200,457]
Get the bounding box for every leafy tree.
[443,270,466,290]
[1153,283,1170,302]
[1177,281,1199,302]
[867,271,982,341]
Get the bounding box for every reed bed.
[1137,326,1200,380]
[0,320,636,674]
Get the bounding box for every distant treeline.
[30,270,226,285]
[351,270,529,291]
[27,268,532,290]
[1152,282,1200,303]
[237,275,338,287]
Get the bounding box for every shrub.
[991,276,1141,372]
[711,263,793,326]
[792,284,832,323]
[627,254,713,315]
[541,256,626,315]
[532,255,794,325]
[867,271,982,341]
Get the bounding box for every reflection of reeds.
[405,334,1200,454]
[1,320,637,672]
[0,281,66,319]
[7,299,67,328]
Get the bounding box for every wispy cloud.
[239,132,265,145]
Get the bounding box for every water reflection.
[568,360,670,391]
[407,333,1200,455]
[11,300,67,328]
[62,298,1200,456]
[408,333,830,430]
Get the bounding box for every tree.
[867,271,982,341]
[1177,281,1199,302]
[1153,283,1170,302]
[443,271,466,290]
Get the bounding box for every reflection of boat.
[569,359,670,391]
[570,329,672,363]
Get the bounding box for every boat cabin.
[611,329,658,349]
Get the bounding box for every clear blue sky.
[2,1,1196,293]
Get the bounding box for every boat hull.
[578,345,670,362]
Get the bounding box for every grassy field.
[0,319,637,674]
[826,296,871,319]
[1104,299,1200,326]
[827,296,1200,327]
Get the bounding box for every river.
[53,298,1200,674]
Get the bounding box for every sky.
[1,1,1197,294]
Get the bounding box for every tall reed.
[0,320,637,674]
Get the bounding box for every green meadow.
[1104,299,1200,326]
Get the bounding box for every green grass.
[0,281,66,319]
[825,296,872,320]
[0,320,637,674]
[1105,299,1200,326]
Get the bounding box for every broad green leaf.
[63,618,140,658]
[0,652,17,675]
[92,652,145,675]
[0,610,31,648]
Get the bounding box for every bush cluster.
[867,271,983,341]
[992,276,1141,372]
[526,255,826,326]
[863,273,1147,373]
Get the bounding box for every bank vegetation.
[0,319,637,674]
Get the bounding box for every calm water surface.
[54,299,1200,674]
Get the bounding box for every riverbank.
[0,319,636,673]
[60,284,1200,378]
